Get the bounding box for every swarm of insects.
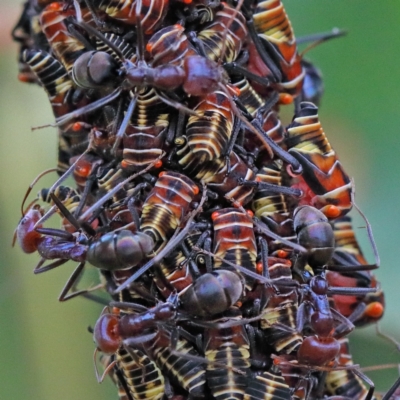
[13,0,398,399]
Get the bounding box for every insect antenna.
[297,27,347,56]
[20,168,58,216]
[350,182,380,267]
[93,347,117,383]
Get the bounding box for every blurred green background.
[1,0,400,398]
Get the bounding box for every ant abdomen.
[297,336,340,366]
[72,51,119,89]
[180,270,244,317]
[87,230,155,271]
[293,205,335,268]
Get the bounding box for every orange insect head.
[256,262,263,274]
[49,2,62,10]
[18,73,31,83]
[365,302,384,319]
[72,122,83,132]
[211,211,220,221]
[279,93,293,105]
[154,160,163,169]
[276,249,289,259]
[192,185,199,195]
[324,205,341,219]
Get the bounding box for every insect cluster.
[12,0,396,399]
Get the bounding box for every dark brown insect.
[93,305,167,399]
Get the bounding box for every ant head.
[16,205,44,253]
[93,313,121,354]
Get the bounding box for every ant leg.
[34,258,68,274]
[251,118,303,173]
[296,301,311,333]
[115,188,208,292]
[234,50,249,66]
[65,17,95,51]
[382,376,400,400]
[203,236,213,273]
[253,217,307,254]
[241,7,282,82]
[110,96,125,136]
[110,300,149,313]
[58,262,105,302]
[353,368,375,400]
[35,227,74,240]
[334,303,367,337]
[50,192,96,236]
[180,242,201,278]
[187,31,207,57]
[73,170,99,218]
[185,230,210,266]
[330,308,355,339]
[155,90,202,118]
[224,62,273,88]
[258,90,280,113]
[257,236,271,310]
[79,155,165,222]
[82,0,107,29]
[376,323,400,351]
[224,117,242,173]
[239,178,302,198]
[297,28,347,47]
[175,326,201,352]
[126,197,140,231]
[246,326,268,369]
[164,376,174,398]
[112,93,138,154]
[55,88,122,128]
[165,114,177,146]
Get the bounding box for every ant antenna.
[20,168,58,215]
[376,323,400,352]
[93,347,117,383]
[135,0,145,62]
[351,179,380,267]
